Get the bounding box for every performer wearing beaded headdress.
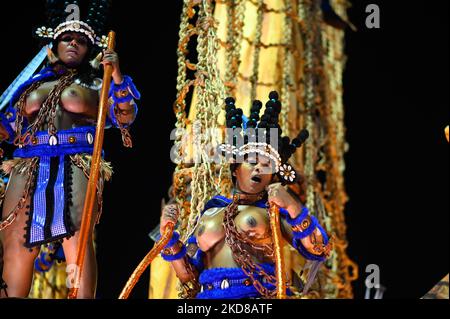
[159,92,331,299]
[0,0,140,298]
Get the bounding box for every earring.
[46,46,59,64]
[90,52,103,70]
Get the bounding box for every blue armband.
[286,206,310,226]
[108,75,140,128]
[109,75,141,102]
[155,231,180,249]
[292,218,331,261]
[161,245,187,262]
[164,231,180,249]
[292,215,318,239]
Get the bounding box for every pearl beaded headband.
[35,20,108,49]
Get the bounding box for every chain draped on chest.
[222,193,278,298]
[14,71,77,147]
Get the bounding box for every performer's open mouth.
[251,175,262,183]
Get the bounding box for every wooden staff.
[269,203,287,299]
[68,31,116,299]
[118,223,175,299]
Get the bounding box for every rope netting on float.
[150,0,357,299]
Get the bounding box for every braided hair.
[223,91,309,184]
[224,91,308,159]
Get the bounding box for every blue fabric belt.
[196,264,279,299]
[14,126,96,158]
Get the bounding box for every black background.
[0,0,448,299]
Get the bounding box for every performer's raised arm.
[266,183,332,261]
[101,49,140,129]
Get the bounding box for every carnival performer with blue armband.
[0,0,140,298]
[159,92,332,299]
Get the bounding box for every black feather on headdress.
[220,91,309,184]
[85,0,111,38]
[46,0,67,28]
[35,0,111,50]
